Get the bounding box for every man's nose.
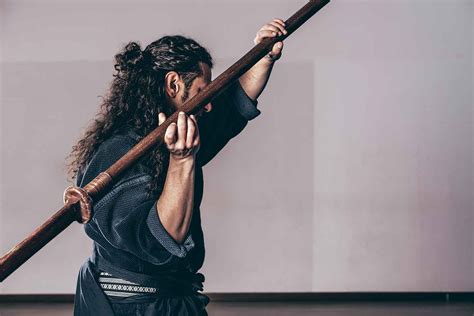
[204,102,213,113]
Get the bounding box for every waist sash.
[91,252,205,296]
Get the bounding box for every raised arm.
[196,18,287,166]
[239,18,286,100]
[156,111,200,244]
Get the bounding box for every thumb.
[271,41,283,57]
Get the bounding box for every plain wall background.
[0,0,472,293]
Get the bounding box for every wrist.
[256,56,276,68]
[169,154,195,166]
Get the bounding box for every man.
[68,18,287,315]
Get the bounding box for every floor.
[0,301,473,316]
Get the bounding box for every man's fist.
[254,18,287,62]
[159,111,200,160]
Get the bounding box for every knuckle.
[165,139,174,148]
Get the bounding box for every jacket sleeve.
[77,136,194,265]
[196,80,261,167]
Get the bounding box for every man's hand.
[156,111,198,244]
[159,111,200,161]
[254,18,287,62]
[239,18,287,101]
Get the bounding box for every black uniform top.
[73,81,260,316]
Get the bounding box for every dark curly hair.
[67,35,213,196]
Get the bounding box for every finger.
[165,123,177,149]
[190,114,201,148]
[176,111,187,150]
[273,18,285,24]
[273,18,286,29]
[158,112,166,126]
[262,24,282,36]
[193,131,200,148]
[190,115,200,147]
[255,30,278,44]
[268,21,287,35]
[189,114,200,139]
[185,116,195,149]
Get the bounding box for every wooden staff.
[0,0,330,282]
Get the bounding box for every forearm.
[156,156,195,244]
[240,18,285,100]
[239,58,275,101]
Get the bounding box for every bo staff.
[0,0,330,282]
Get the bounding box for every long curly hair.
[67,35,213,196]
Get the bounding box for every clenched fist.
[159,111,200,160]
[254,18,287,62]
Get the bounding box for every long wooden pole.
[0,0,330,282]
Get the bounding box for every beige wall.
[0,0,472,293]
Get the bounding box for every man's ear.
[164,71,180,98]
